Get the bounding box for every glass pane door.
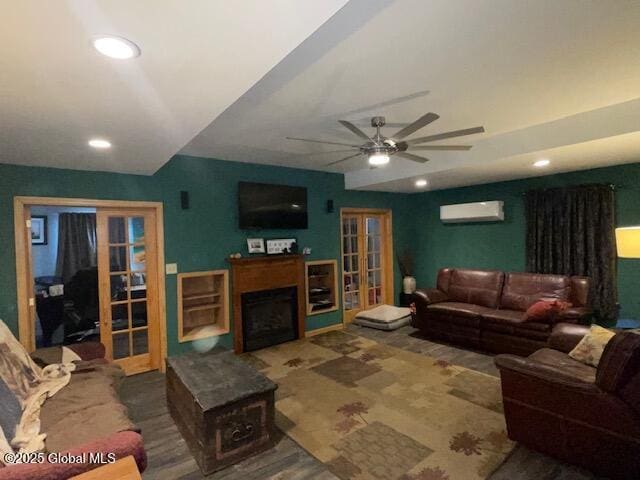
[107,216,149,360]
[342,215,361,315]
[341,210,391,322]
[97,208,159,375]
[365,216,383,308]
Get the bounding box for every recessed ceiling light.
[88,138,111,149]
[368,153,390,166]
[93,36,140,59]
[533,159,550,168]
[415,179,428,188]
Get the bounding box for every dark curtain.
[55,213,97,283]
[525,184,617,321]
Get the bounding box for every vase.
[403,276,416,294]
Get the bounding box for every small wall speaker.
[180,191,189,210]
[327,199,334,213]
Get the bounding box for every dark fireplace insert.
[241,287,298,352]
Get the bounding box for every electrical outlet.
[165,263,178,274]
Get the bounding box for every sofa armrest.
[558,306,592,324]
[67,342,106,361]
[547,323,590,353]
[413,288,448,307]
[0,431,146,479]
[495,354,597,390]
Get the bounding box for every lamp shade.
[616,226,640,258]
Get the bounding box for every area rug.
[242,330,514,480]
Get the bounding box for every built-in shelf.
[184,304,222,313]
[183,292,220,301]
[305,260,339,316]
[178,270,229,342]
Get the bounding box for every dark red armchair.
[495,325,640,479]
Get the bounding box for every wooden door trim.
[339,208,394,324]
[13,199,34,351]
[13,196,167,371]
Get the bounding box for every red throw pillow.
[525,299,571,323]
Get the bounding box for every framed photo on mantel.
[266,238,297,255]
[246,238,265,254]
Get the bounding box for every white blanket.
[0,320,75,463]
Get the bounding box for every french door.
[96,208,161,375]
[341,209,393,323]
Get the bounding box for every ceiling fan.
[286,113,484,167]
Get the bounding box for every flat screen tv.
[238,181,308,229]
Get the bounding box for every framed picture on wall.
[31,216,48,245]
[246,238,265,254]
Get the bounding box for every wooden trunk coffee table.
[166,350,277,475]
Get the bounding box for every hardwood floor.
[120,324,596,480]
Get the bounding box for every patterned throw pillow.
[569,325,616,367]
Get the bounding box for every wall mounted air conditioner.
[440,201,504,223]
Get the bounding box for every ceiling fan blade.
[299,149,359,157]
[338,120,372,141]
[392,112,440,140]
[286,136,360,148]
[396,152,429,163]
[339,90,430,117]
[405,126,485,145]
[326,153,362,167]
[410,145,472,151]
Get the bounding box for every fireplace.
[229,254,305,353]
[241,287,299,352]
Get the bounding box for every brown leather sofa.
[495,324,640,479]
[412,268,592,356]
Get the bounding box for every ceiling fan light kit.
[368,151,390,166]
[286,111,484,169]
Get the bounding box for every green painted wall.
[3,158,638,356]
[0,163,160,336]
[155,155,415,354]
[412,162,640,323]
[0,158,414,356]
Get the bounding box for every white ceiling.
[0,0,347,174]
[2,0,639,191]
[182,0,640,192]
[371,131,640,192]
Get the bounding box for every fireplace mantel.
[228,255,305,353]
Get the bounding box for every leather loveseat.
[412,268,592,356]
[495,324,640,479]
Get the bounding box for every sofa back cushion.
[501,272,570,312]
[447,269,505,308]
[596,331,640,416]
